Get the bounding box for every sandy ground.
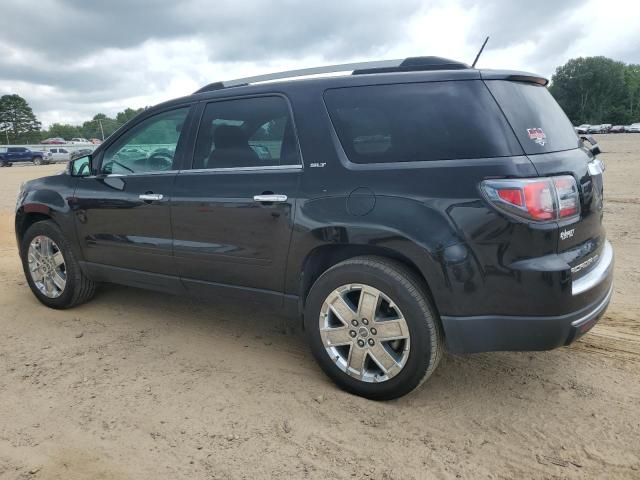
[0,135,639,479]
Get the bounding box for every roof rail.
[194,56,469,94]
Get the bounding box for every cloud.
[0,0,423,61]
[461,0,584,48]
[0,0,638,127]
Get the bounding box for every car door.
[73,105,193,289]
[171,95,302,305]
[18,148,31,161]
[50,148,68,162]
[4,148,13,162]
[7,147,25,162]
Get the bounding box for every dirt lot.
[0,135,639,479]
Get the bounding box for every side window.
[60,148,68,153]
[336,107,392,156]
[324,81,522,163]
[101,107,189,175]
[193,96,300,169]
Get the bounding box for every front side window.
[193,96,300,169]
[101,107,189,175]
[324,81,523,163]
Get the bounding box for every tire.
[33,156,42,166]
[20,220,96,309]
[304,256,443,400]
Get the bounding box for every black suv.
[15,57,613,400]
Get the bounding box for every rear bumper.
[442,241,614,353]
[442,284,612,353]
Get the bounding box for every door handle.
[253,194,288,203]
[139,193,164,201]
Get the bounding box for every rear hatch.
[484,78,606,279]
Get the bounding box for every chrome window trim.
[104,170,180,178]
[180,164,303,174]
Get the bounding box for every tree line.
[549,57,640,125]
[2,55,639,145]
[0,94,145,144]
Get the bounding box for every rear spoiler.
[479,70,549,86]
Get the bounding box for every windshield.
[485,80,580,155]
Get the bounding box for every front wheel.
[33,156,43,166]
[20,220,96,309]
[304,256,443,400]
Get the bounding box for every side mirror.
[579,134,601,156]
[69,155,92,177]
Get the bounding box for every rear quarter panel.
[283,82,550,317]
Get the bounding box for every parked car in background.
[587,125,605,134]
[41,137,66,145]
[15,56,613,400]
[629,123,640,133]
[610,125,625,133]
[601,124,612,132]
[47,147,71,162]
[0,146,52,165]
[576,124,590,134]
[69,138,90,144]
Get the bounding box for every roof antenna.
[471,36,490,68]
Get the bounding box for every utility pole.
[5,129,8,145]
[98,119,105,141]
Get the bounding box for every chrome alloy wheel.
[28,235,67,298]
[319,284,410,382]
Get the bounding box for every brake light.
[481,175,580,222]
[553,176,579,218]
[497,188,523,207]
[523,181,555,220]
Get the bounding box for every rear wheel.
[33,156,43,166]
[304,256,443,400]
[21,220,96,309]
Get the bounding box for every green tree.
[549,57,628,124]
[116,107,144,125]
[80,114,120,140]
[0,94,42,144]
[46,123,82,140]
[624,64,640,120]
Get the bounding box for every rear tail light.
[481,175,580,222]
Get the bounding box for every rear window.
[484,80,580,154]
[324,81,522,164]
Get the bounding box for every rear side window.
[484,81,580,154]
[324,81,522,164]
[193,96,300,169]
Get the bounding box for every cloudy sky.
[1,0,639,127]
